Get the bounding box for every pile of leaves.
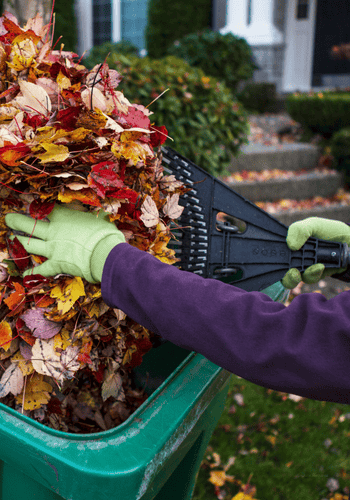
[0,12,187,433]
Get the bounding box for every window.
[296,0,309,20]
[121,0,149,52]
[247,0,252,25]
[93,0,112,46]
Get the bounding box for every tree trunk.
[3,0,53,25]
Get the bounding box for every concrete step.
[224,169,342,203]
[229,143,321,172]
[269,204,350,226]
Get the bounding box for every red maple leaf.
[56,106,81,130]
[124,336,153,368]
[121,106,150,130]
[29,200,55,220]
[150,125,168,147]
[8,236,30,272]
[87,161,125,198]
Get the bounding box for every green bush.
[106,53,249,175]
[145,0,212,59]
[167,29,257,93]
[237,82,277,113]
[83,41,139,69]
[331,127,350,185]
[54,0,78,52]
[286,91,350,139]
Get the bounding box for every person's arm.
[102,243,350,405]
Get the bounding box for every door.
[282,0,317,91]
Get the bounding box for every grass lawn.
[192,374,350,500]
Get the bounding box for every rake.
[162,146,349,292]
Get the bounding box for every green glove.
[282,217,350,289]
[5,204,125,283]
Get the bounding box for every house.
[75,0,350,93]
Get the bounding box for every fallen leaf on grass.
[209,470,235,487]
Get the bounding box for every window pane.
[296,0,309,19]
[93,0,112,46]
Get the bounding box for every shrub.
[237,82,277,114]
[167,29,257,93]
[106,53,249,175]
[286,91,350,138]
[331,127,350,185]
[145,0,212,59]
[83,41,139,69]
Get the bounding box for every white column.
[220,0,248,36]
[75,0,93,56]
[221,0,283,46]
[112,0,122,43]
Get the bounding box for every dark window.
[93,0,112,46]
[296,0,309,20]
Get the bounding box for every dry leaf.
[36,143,70,164]
[0,363,24,397]
[16,80,52,116]
[15,373,52,410]
[140,195,160,227]
[0,321,13,351]
[163,193,184,220]
[31,338,80,383]
[21,308,62,339]
[50,277,85,315]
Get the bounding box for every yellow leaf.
[57,70,71,90]
[209,470,235,487]
[15,373,52,410]
[53,328,73,351]
[0,321,12,352]
[36,143,70,164]
[231,493,257,500]
[50,277,85,315]
[111,141,147,165]
[11,351,34,376]
[265,435,277,446]
[150,223,177,264]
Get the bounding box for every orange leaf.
[4,282,25,311]
[58,188,101,207]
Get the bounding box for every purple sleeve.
[102,243,350,404]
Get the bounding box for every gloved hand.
[282,217,350,289]
[5,204,125,283]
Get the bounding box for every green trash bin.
[0,282,288,500]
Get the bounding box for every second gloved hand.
[5,204,125,283]
[282,217,350,289]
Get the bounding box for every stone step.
[224,170,342,203]
[229,143,321,172]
